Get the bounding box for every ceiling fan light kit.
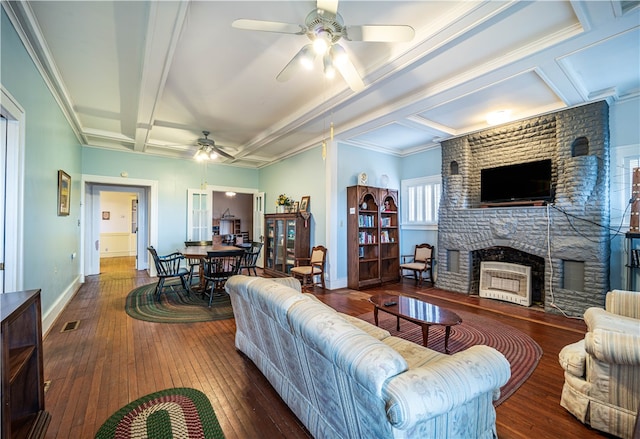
[192,131,234,161]
[232,1,414,91]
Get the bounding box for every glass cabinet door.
[285,219,296,273]
[274,219,285,272]
[266,219,275,269]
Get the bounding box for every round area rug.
[358,309,543,405]
[125,282,234,323]
[95,387,225,439]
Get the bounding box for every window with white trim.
[401,175,442,229]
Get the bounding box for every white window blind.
[401,175,441,229]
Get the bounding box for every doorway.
[81,175,159,279]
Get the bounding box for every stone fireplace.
[437,101,610,317]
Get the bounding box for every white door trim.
[81,175,158,279]
[0,86,26,292]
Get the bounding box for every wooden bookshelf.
[347,185,399,289]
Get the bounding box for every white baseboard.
[326,276,348,290]
[42,276,82,337]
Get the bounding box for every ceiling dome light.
[486,110,512,125]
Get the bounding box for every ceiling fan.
[232,0,415,92]
[193,131,235,161]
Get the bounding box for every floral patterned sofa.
[559,289,640,438]
[225,275,511,439]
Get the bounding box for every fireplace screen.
[479,261,532,306]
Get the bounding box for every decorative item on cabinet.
[347,185,399,289]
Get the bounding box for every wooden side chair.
[399,243,434,286]
[291,245,327,291]
[147,246,190,299]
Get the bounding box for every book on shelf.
[381,217,391,227]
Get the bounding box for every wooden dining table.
[179,245,245,291]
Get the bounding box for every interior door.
[187,188,212,241]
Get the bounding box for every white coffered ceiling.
[4,1,639,168]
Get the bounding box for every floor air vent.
[60,320,80,332]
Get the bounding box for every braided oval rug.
[95,388,224,439]
[357,308,543,406]
[125,281,234,323]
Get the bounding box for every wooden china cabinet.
[347,185,400,289]
[1,289,50,439]
[263,212,311,277]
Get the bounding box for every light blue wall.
[82,148,259,254]
[2,10,83,313]
[399,147,442,260]
[259,146,327,247]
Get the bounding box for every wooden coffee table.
[370,293,462,354]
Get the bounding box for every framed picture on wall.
[102,211,110,220]
[58,170,71,216]
[300,196,310,212]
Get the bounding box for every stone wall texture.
[437,101,610,316]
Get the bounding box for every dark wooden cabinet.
[263,213,311,277]
[1,289,50,439]
[347,185,400,289]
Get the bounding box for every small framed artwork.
[102,211,111,220]
[58,170,71,216]
[299,196,310,212]
[292,201,300,212]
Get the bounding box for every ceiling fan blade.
[276,45,311,82]
[335,56,365,92]
[345,25,415,42]
[317,0,339,15]
[232,19,305,35]
[212,145,235,160]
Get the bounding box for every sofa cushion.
[241,276,310,328]
[287,298,408,398]
[340,314,391,341]
[382,336,444,369]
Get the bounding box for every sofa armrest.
[383,345,510,430]
[605,289,640,319]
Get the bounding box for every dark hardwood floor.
[41,256,609,438]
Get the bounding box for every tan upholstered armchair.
[399,243,434,286]
[291,245,326,290]
[558,289,640,438]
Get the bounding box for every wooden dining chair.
[239,241,263,276]
[183,240,213,288]
[147,246,190,299]
[399,243,434,286]
[201,249,245,307]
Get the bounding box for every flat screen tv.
[480,159,553,204]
